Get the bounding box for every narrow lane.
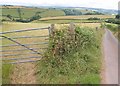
[103,29,119,84]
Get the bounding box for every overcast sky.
[0,0,119,10]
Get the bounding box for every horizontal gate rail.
[3,56,41,60]
[1,52,43,57]
[1,42,48,47]
[0,27,50,34]
[3,59,41,64]
[0,48,47,52]
[1,35,42,54]
[0,35,49,40]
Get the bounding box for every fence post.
[69,22,75,40]
[49,24,56,56]
[49,24,55,37]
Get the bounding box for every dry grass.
[40,15,115,21]
[2,22,50,32]
[54,23,101,30]
[76,23,101,28]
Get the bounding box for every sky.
[0,0,119,10]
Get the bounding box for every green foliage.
[63,9,82,15]
[15,14,41,23]
[105,24,118,32]
[17,8,22,19]
[85,12,104,15]
[115,14,120,19]
[88,17,101,20]
[6,14,13,20]
[30,15,41,21]
[105,18,120,24]
[105,23,120,41]
[37,26,102,84]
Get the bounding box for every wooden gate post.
[69,22,75,40]
[49,24,55,37]
[49,24,56,56]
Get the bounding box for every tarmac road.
[103,29,119,84]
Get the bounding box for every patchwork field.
[33,15,115,23]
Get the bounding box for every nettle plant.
[47,26,95,58]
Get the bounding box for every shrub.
[63,9,82,15]
[88,17,101,20]
[84,12,104,15]
[47,26,95,58]
[105,18,120,24]
[115,15,120,19]
[30,15,41,21]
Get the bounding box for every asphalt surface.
[103,29,119,84]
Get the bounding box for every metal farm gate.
[0,25,52,64]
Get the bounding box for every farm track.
[11,62,37,84]
[102,29,119,84]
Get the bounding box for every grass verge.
[105,23,120,41]
[2,64,14,84]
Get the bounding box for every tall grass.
[2,64,14,84]
[105,23,120,41]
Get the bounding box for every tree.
[63,9,82,15]
[6,14,13,20]
[30,15,41,21]
[115,15,120,19]
[17,8,22,20]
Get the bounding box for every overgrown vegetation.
[37,25,103,84]
[105,23,120,41]
[104,14,120,41]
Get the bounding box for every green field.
[1,8,66,20]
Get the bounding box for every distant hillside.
[1,5,116,23]
[77,7,118,15]
[1,7,65,18]
[37,6,118,15]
